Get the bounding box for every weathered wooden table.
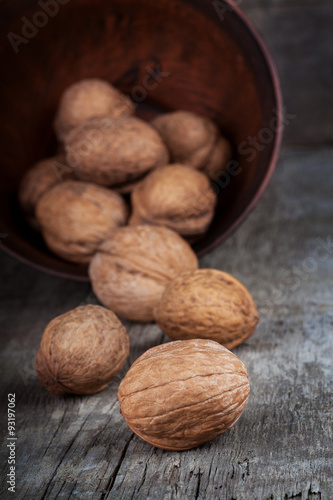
[1,0,333,495]
[1,147,332,499]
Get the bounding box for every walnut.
[151,111,233,177]
[18,155,75,230]
[54,79,134,141]
[36,305,129,396]
[154,269,259,349]
[202,136,233,179]
[130,164,217,237]
[35,181,128,264]
[118,338,250,450]
[89,225,198,322]
[64,116,169,189]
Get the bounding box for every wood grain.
[1,147,332,499]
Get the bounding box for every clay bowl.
[0,0,282,281]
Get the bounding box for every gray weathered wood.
[241,0,333,146]
[1,147,332,499]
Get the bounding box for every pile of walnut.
[19,78,233,261]
[26,79,259,451]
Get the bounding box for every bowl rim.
[0,0,283,281]
[196,0,284,257]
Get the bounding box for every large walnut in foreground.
[36,305,130,396]
[118,339,250,450]
[130,164,217,238]
[35,181,128,264]
[54,79,134,141]
[154,269,259,349]
[65,116,169,189]
[151,110,233,178]
[89,225,198,322]
[18,155,75,229]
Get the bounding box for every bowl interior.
[0,0,281,281]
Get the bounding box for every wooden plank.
[1,147,333,499]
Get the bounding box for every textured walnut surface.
[202,135,233,179]
[35,181,128,263]
[54,79,134,141]
[65,116,169,187]
[130,164,217,237]
[151,111,232,178]
[151,111,218,169]
[89,225,198,322]
[18,155,75,226]
[118,339,250,450]
[36,305,129,395]
[154,269,259,349]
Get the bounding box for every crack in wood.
[39,415,88,500]
[40,406,68,460]
[284,484,322,500]
[195,470,202,500]
[100,433,134,500]
[135,461,149,497]
[135,447,156,496]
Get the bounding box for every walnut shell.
[118,338,250,450]
[151,111,233,180]
[151,111,219,169]
[35,181,128,264]
[54,79,134,141]
[202,135,233,179]
[154,269,259,349]
[36,305,129,396]
[130,164,217,237]
[65,116,169,188]
[18,155,75,229]
[89,225,198,322]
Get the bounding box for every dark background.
[243,0,333,146]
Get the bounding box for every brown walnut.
[202,135,233,179]
[154,269,259,349]
[36,305,130,396]
[118,338,250,450]
[35,181,128,264]
[64,116,169,188]
[151,110,233,177]
[89,225,198,322]
[151,111,218,168]
[130,164,217,237]
[18,155,75,229]
[54,79,134,141]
